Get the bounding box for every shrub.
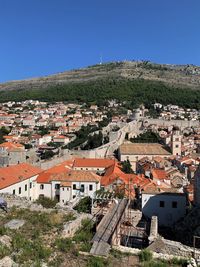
[0,243,10,259]
[0,226,7,236]
[79,242,92,252]
[171,257,188,266]
[12,233,51,264]
[36,196,57,208]
[142,261,167,267]
[63,212,76,222]
[55,238,73,252]
[110,249,131,258]
[74,197,91,213]
[86,256,109,267]
[73,218,94,243]
[139,249,153,262]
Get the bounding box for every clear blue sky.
[0,0,200,82]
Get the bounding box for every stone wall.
[146,118,200,129]
[112,242,199,260]
[62,213,92,238]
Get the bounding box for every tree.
[41,150,55,160]
[0,126,10,144]
[121,159,133,174]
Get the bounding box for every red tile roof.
[37,160,73,183]
[72,158,116,168]
[0,163,43,190]
[0,142,24,151]
[151,169,169,180]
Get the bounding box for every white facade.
[34,182,52,200]
[39,135,52,146]
[0,175,38,201]
[60,186,71,204]
[142,192,186,226]
[37,180,100,206]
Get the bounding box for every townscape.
[1,99,200,266]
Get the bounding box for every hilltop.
[1,61,200,107]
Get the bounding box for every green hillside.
[1,61,200,108]
[1,77,200,109]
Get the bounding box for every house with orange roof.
[36,161,101,205]
[36,160,73,200]
[150,168,171,186]
[0,163,43,200]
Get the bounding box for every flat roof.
[119,142,171,156]
[142,188,185,196]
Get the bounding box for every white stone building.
[141,189,186,226]
[0,163,43,201]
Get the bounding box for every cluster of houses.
[0,100,132,166]
[1,149,200,227]
[153,103,200,121]
[1,101,200,230]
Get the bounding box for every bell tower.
[171,129,182,156]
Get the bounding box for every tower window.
[172,201,177,208]
[159,201,165,208]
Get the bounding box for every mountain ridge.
[1,61,200,92]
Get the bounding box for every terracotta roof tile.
[73,158,116,168]
[0,163,43,189]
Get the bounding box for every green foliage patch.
[1,77,200,109]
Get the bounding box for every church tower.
[171,129,182,156]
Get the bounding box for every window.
[176,145,179,148]
[25,184,27,191]
[55,184,60,190]
[40,184,44,190]
[73,184,76,190]
[89,184,93,191]
[80,184,85,192]
[62,188,65,191]
[172,201,177,208]
[159,201,165,208]
[30,182,32,189]
[13,189,15,195]
[19,187,21,194]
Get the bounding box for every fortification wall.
[147,118,200,129]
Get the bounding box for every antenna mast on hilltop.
[100,54,103,65]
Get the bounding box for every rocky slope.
[1,61,200,92]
